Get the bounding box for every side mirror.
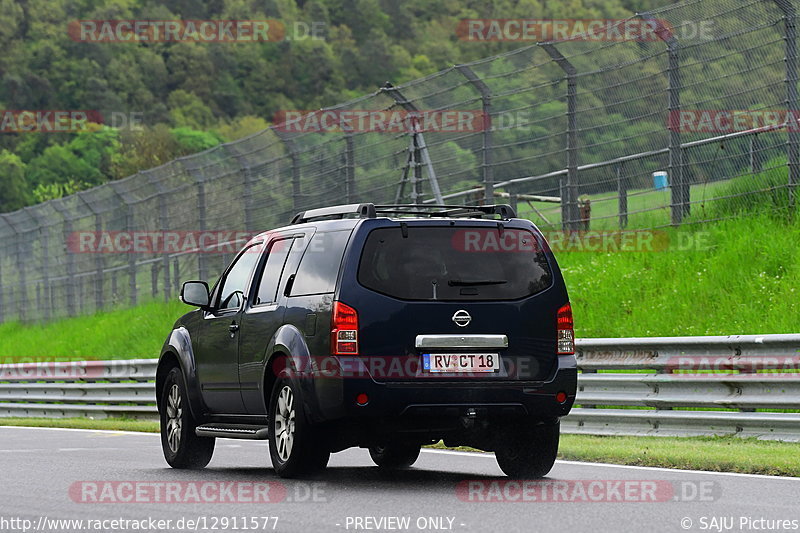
[180,281,210,308]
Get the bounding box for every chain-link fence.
[1,0,798,324]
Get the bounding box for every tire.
[159,367,215,469]
[368,443,421,469]
[495,421,560,479]
[268,373,330,478]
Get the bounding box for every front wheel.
[369,443,421,469]
[495,421,560,478]
[268,373,329,478]
[159,367,215,469]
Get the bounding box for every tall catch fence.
[0,0,798,324]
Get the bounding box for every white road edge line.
[420,449,800,481]
[3,426,799,481]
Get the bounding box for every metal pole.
[774,0,798,211]
[94,212,104,312]
[380,83,444,204]
[274,131,302,211]
[456,64,494,205]
[617,164,628,229]
[144,172,170,302]
[541,43,579,230]
[51,201,77,317]
[640,13,685,223]
[345,133,356,202]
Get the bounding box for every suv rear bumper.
[304,354,577,425]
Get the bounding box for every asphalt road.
[1,426,798,533]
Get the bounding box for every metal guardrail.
[1,335,798,440]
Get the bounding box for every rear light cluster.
[557,302,575,355]
[331,301,359,355]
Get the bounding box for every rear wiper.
[447,279,508,286]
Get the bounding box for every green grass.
[560,213,800,337]
[0,299,187,361]
[0,417,159,432]
[1,213,799,359]
[2,418,797,477]
[432,435,800,477]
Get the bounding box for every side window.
[291,230,351,296]
[217,244,261,310]
[254,238,295,305]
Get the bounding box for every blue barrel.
[653,171,668,190]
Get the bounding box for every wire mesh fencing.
[0,0,798,324]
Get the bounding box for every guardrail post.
[541,43,579,230]
[774,0,799,212]
[617,163,628,228]
[456,64,494,205]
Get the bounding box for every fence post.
[344,133,356,202]
[541,43,579,230]
[617,164,628,229]
[184,165,209,282]
[773,0,799,212]
[0,237,3,324]
[456,64,494,205]
[50,201,77,317]
[71,192,104,314]
[237,156,255,232]
[381,83,445,204]
[274,131,302,211]
[641,14,686,223]
[109,184,138,308]
[145,173,171,302]
[27,209,51,322]
[750,135,762,175]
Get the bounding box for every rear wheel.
[268,373,330,478]
[369,443,421,469]
[159,367,215,469]
[495,421,559,478]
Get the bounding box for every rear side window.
[357,226,552,301]
[254,238,295,305]
[290,230,351,296]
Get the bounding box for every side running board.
[195,424,270,439]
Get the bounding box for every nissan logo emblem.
[452,310,472,327]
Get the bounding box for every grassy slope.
[1,213,798,359]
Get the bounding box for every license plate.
[422,353,500,373]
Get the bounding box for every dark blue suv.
[157,204,576,478]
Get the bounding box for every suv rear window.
[290,230,351,296]
[357,226,552,301]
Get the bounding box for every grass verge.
[2,418,798,477]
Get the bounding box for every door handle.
[228,323,239,333]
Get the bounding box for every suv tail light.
[331,301,359,355]
[557,302,574,355]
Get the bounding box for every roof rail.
[290,203,377,224]
[290,203,516,224]
[373,204,516,219]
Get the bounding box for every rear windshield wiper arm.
[447,279,508,286]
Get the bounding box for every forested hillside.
[1,0,675,211]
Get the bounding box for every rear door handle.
[228,323,239,333]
